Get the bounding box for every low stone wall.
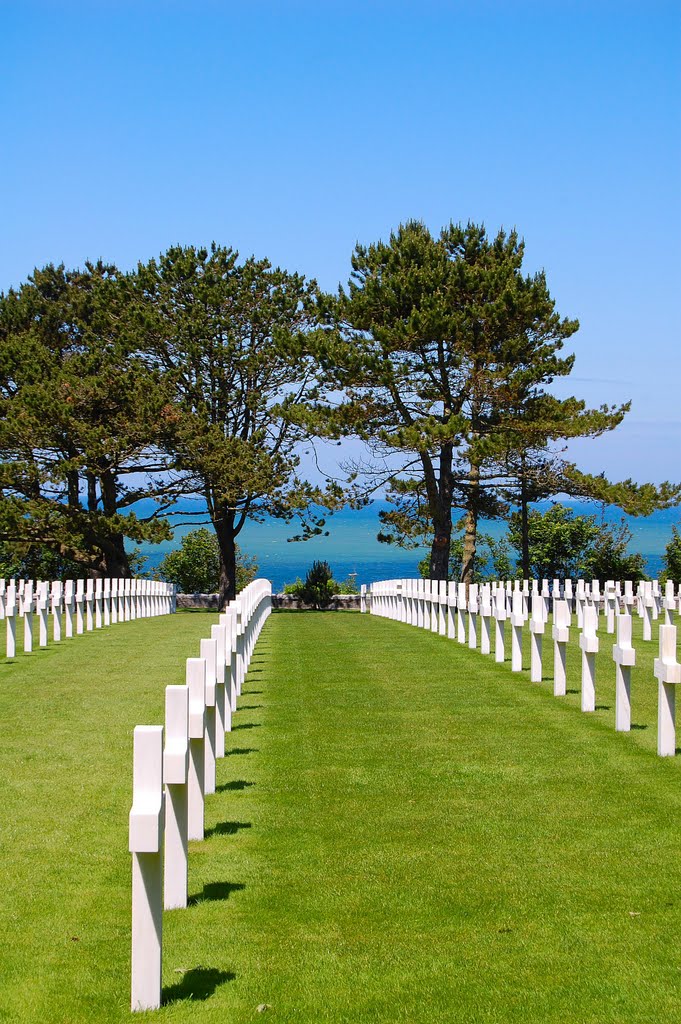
[176,592,362,611]
[271,594,361,611]
[176,593,221,610]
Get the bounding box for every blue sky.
[2,1,679,483]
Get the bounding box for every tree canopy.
[129,244,342,603]
[0,262,173,576]
[309,221,679,581]
[1,228,677,593]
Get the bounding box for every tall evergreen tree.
[0,263,173,575]
[312,221,663,581]
[132,244,341,606]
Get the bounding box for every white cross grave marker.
[23,581,34,653]
[84,578,93,631]
[94,578,102,628]
[579,603,600,712]
[552,599,570,697]
[494,586,507,664]
[605,581,617,635]
[612,613,636,732]
[219,610,237,716]
[468,583,479,649]
[510,588,526,672]
[163,684,189,910]
[199,639,218,796]
[654,625,681,757]
[480,584,492,655]
[37,581,49,648]
[211,623,229,753]
[187,657,206,841]
[664,580,676,626]
[446,581,456,639]
[530,591,545,683]
[75,579,85,635]
[457,582,467,644]
[51,580,62,642]
[642,582,654,641]
[5,582,17,658]
[431,580,440,634]
[129,725,164,1012]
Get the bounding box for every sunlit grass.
[1,608,680,1022]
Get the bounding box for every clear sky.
[2,0,679,483]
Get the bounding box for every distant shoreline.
[130,498,679,588]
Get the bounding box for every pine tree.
[0,263,173,575]
[312,221,670,581]
[132,244,343,606]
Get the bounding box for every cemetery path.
[2,609,681,1022]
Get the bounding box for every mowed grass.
[2,608,681,1022]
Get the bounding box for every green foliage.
[0,541,83,582]
[284,566,358,599]
[312,220,630,582]
[283,578,305,595]
[131,243,343,603]
[158,527,258,593]
[301,560,334,609]
[418,531,514,582]
[0,262,172,575]
[285,560,335,608]
[507,504,646,581]
[587,521,647,581]
[335,575,360,595]
[311,220,679,582]
[661,525,681,585]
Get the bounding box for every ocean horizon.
[133,498,681,590]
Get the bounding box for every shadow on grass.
[163,966,235,1005]
[177,609,221,616]
[631,723,648,730]
[243,690,263,695]
[233,722,261,730]
[216,779,255,792]
[189,881,246,905]
[205,820,252,839]
[226,747,258,757]
[238,704,263,711]
[595,704,611,711]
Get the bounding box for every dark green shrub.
[300,560,335,609]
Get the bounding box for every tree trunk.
[100,469,131,577]
[429,518,452,580]
[86,471,97,512]
[461,459,480,584]
[428,443,454,580]
[214,506,237,608]
[520,469,530,579]
[102,535,131,577]
[67,469,79,507]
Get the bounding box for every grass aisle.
[2,610,681,1022]
[179,611,681,1024]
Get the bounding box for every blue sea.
[133,499,680,590]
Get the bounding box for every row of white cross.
[365,578,681,757]
[0,577,176,658]
[362,577,679,632]
[128,579,273,1013]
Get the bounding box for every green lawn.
[1,608,681,1022]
